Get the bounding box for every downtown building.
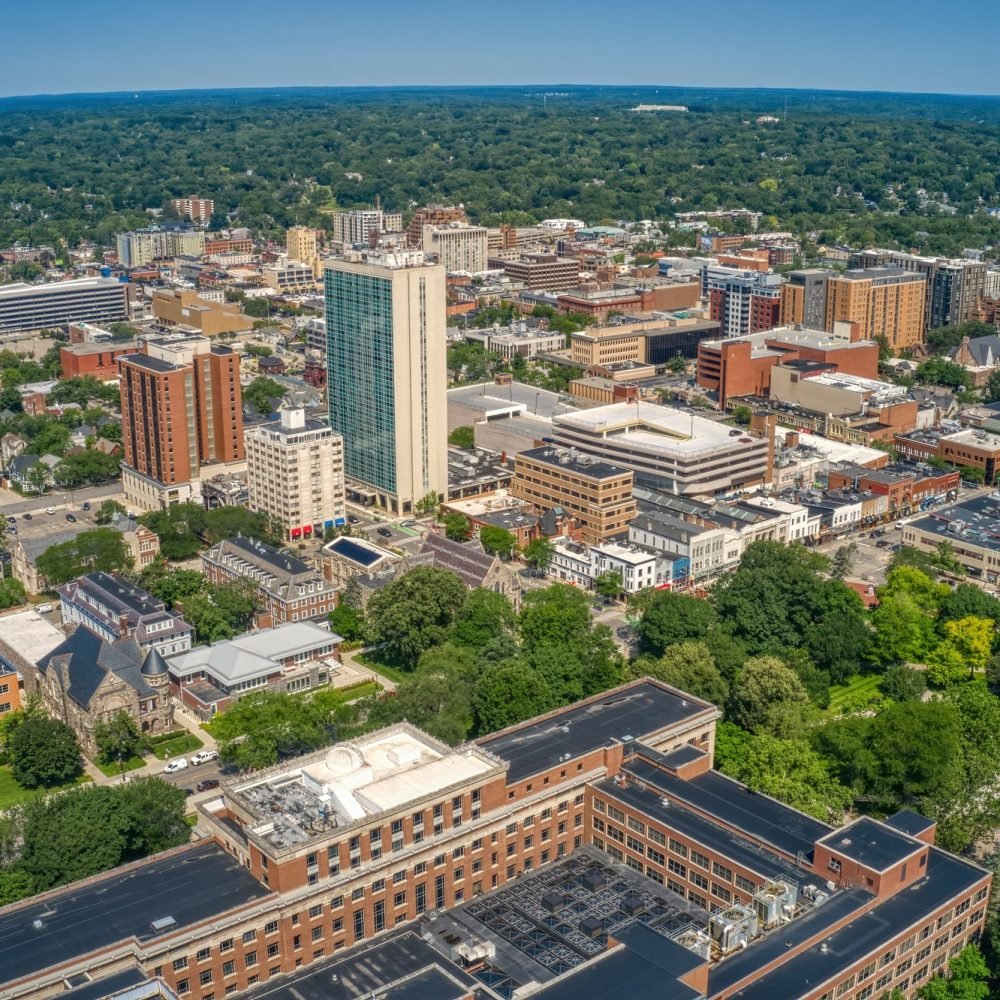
[0,678,989,1000]
[421,222,490,274]
[0,277,127,335]
[118,335,244,511]
[324,251,448,515]
[702,266,783,339]
[245,407,347,543]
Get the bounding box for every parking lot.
[4,501,104,543]
[818,529,898,585]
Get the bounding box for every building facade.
[150,288,254,337]
[246,408,346,542]
[119,336,244,511]
[0,278,127,335]
[324,251,448,515]
[825,268,927,352]
[202,536,338,627]
[702,267,783,339]
[512,446,636,543]
[170,197,215,223]
[421,223,489,274]
[59,340,139,380]
[492,254,581,290]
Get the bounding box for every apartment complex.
[331,209,403,246]
[406,203,467,245]
[285,226,321,277]
[202,536,338,627]
[262,260,317,293]
[779,269,831,329]
[1,678,988,1000]
[825,268,927,351]
[551,403,770,496]
[491,253,581,290]
[852,249,986,331]
[151,288,254,337]
[324,251,448,515]
[512,446,636,543]
[422,223,489,274]
[702,267,783,338]
[118,336,244,510]
[0,663,21,717]
[696,323,880,406]
[170,196,214,224]
[0,277,127,335]
[58,571,193,656]
[245,407,346,542]
[117,228,206,268]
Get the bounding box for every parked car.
[6,516,14,524]
[6,525,15,535]
[82,502,91,511]
[163,757,189,774]
[66,513,76,523]
[196,779,220,793]
[22,513,31,520]
[347,514,359,524]
[190,749,218,765]
[36,603,53,614]
[45,507,56,515]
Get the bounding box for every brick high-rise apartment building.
[406,203,468,246]
[118,336,243,511]
[0,678,989,1000]
[825,267,927,352]
[170,196,215,224]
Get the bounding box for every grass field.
[149,732,204,761]
[353,652,408,685]
[94,755,146,778]
[0,765,89,810]
[826,674,884,715]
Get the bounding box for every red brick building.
[60,341,139,381]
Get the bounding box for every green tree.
[330,603,366,642]
[94,710,144,770]
[829,542,857,578]
[880,664,927,702]
[637,590,718,656]
[365,567,468,669]
[95,499,126,525]
[448,426,475,449]
[632,641,729,706]
[917,944,989,999]
[522,537,554,571]
[480,525,517,559]
[9,715,82,788]
[415,492,439,515]
[117,777,190,857]
[730,656,813,738]
[242,376,285,416]
[53,448,120,487]
[593,570,623,601]
[928,616,994,685]
[0,577,25,610]
[474,660,554,734]
[451,589,517,651]
[34,527,132,584]
[138,503,208,559]
[714,723,852,822]
[443,513,471,542]
[212,691,330,770]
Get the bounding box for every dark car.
[378,527,392,537]
[347,514,359,524]
[196,779,220,793]
[66,513,77,523]
[22,513,31,520]
[6,516,14,524]
[82,502,91,511]
[182,788,194,797]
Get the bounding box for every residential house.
[11,527,86,594]
[106,513,160,567]
[8,455,51,493]
[0,433,26,466]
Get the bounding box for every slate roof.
[418,533,499,589]
[9,454,40,476]
[36,626,156,709]
[951,334,1000,367]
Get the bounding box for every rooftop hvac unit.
[710,904,759,954]
[753,881,797,928]
[675,928,712,960]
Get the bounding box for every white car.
[163,757,189,774]
[45,507,56,515]
[190,749,218,765]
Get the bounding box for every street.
[0,483,125,516]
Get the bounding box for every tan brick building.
[825,268,927,352]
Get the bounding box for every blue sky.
[1,0,996,98]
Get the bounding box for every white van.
[163,757,189,774]
[35,603,53,614]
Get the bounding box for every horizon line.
[2,82,1000,103]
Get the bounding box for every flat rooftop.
[478,680,715,784]
[702,324,876,359]
[0,277,124,298]
[553,402,764,459]
[0,843,271,989]
[229,725,503,852]
[0,608,68,666]
[623,756,831,862]
[518,445,631,481]
[776,426,888,467]
[818,817,926,872]
[238,931,480,1000]
[447,380,569,421]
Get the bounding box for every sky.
[1,0,997,99]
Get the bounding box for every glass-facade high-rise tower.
[324,251,447,515]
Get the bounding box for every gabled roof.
[36,626,155,708]
[418,533,499,589]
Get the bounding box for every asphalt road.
[158,758,225,790]
[0,483,125,516]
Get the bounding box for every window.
[219,939,234,954]
[647,847,665,867]
[199,971,214,987]
[712,862,733,882]
[735,875,756,894]
[173,959,188,972]
[245,951,257,968]
[308,904,323,918]
[690,850,709,869]
[352,887,365,901]
[627,817,645,834]
[267,943,280,959]
[242,930,257,944]
[176,981,189,995]
[691,871,709,890]
[353,910,365,940]
[311,926,323,942]
[197,948,211,963]
[394,891,407,908]
[265,920,279,935]
[331,895,344,909]
[711,883,732,903]
[607,805,624,823]
[222,962,235,978]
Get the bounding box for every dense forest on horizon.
[3,85,1000,255]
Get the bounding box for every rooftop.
[228,724,503,852]
[517,445,631,481]
[447,380,571,421]
[553,402,763,460]
[0,277,124,299]
[701,324,876,359]
[818,817,927,872]
[0,608,67,668]
[323,535,394,569]
[478,679,716,784]
[0,843,271,990]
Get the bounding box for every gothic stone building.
[34,626,173,755]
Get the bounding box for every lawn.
[826,674,884,715]
[354,652,408,685]
[94,754,147,778]
[0,765,89,810]
[148,731,204,761]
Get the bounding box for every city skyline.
[1,0,998,99]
